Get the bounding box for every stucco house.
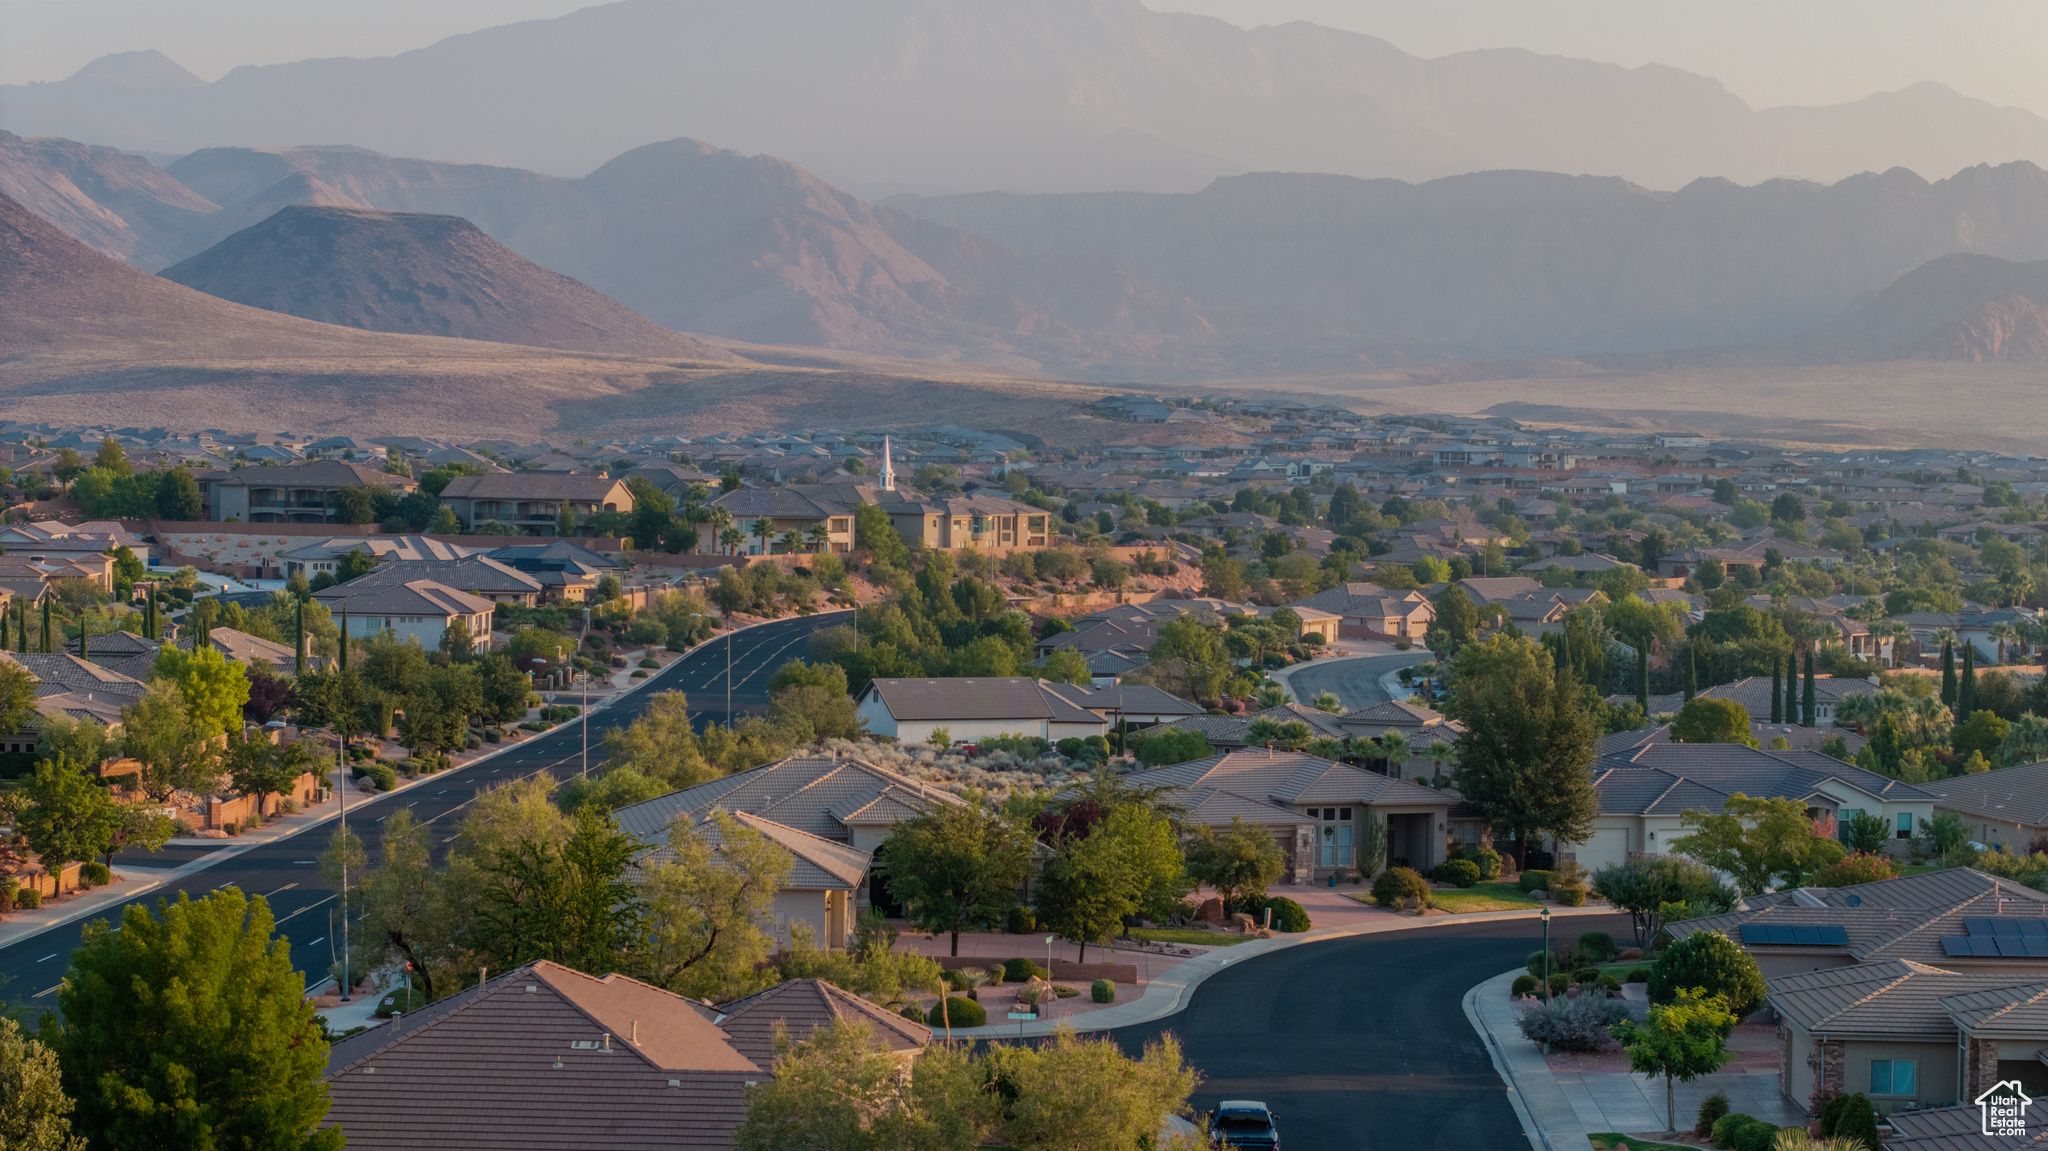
[855,677,1108,745]
[1126,748,1452,882]
[206,460,408,524]
[314,577,497,651]
[1922,761,2048,854]
[1287,582,1435,640]
[437,474,634,536]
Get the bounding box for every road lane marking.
[274,894,335,924]
[304,936,324,947]
[293,860,315,864]
[265,883,298,897]
[33,983,61,998]
[36,953,56,962]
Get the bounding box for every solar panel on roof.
[1815,926,1849,946]
[1943,937,1976,957]
[1740,923,1847,946]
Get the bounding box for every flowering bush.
[1810,850,1899,887]
[1513,992,1630,1052]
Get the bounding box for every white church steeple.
[879,434,896,492]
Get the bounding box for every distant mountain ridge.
[5,1,2048,196]
[159,205,732,359]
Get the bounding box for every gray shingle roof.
[1924,760,2048,829]
[613,754,960,847]
[1767,958,2027,1038]
[715,979,927,1067]
[865,678,1100,725]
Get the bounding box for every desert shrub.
[1550,861,1589,906]
[222,822,239,837]
[1434,858,1481,888]
[1003,958,1049,983]
[362,760,398,792]
[1471,845,1503,880]
[1695,1090,1730,1137]
[1577,931,1616,962]
[1371,866,1431,908]
[79,862,110,887]
[13,886,38,909]
[1236,893,1310,932]
[1650,929,1766,1018]
[1819,1093,1879,1147]
[1091,979,1115,1003]
[1573,967,1600,985]
[1546,972,1570,996]
[1626,967,1650,983]
[1811,850,1899,887]
[1597,973,1621,994]
[1053,985,1079,999]
[1513,993,1629,1052]
[899,1002,926,1024]
[1510,974,1539,997]
[1519,869,1552,892]
[938,997,985,1027]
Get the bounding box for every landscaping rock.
[1196,897,1225,923]
[1227,912,1256,933]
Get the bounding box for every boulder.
[1196,897,1225,922]
[1227,912,1256,933]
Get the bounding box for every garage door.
[1570,827,1632,873]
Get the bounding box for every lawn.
[1127,927,1254,947]
[1589,1134,1699,1151]
[1425,881,1543,913]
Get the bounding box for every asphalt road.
[0,611,847,1013]
[1285,652,1424,713]
[1113,911,1633,1150]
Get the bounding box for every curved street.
[1113,911,1633,1150]
[0,611,848,1011]
[1283,651,1424,713]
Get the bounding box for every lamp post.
[1541,906,1551,1003]
[580,606,591,779]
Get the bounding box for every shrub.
[1546,972,1570,996]
[1237,894,1310,932]
[1572,968,1600,985]
[1597,973,1621,994]
[1434,858,1481,888]
[1519,869,1552,892]
[944,968,970,992]
[171,817,194,836]
[899,1002,925,1024]
[222,822,239,837]
[1821,1093,1879,1147]
[1695,1090,1731,1137]
[630,670,648,679]
[1811,850,1899,888]
[1550,861,1589,906]
[1625,967,1650,983]
[938,997,985,1027]
[0,884,12,914]
[1006,905,1036,934]
[1709,1115,1778,1151]
[1510,974,1539,997]
[1513,993,1630,1052]
[1471,846,1503,880]
[16,886,42,909]
[1053,985,1079,998]
[1003,958,1049,983]
[1371,866,1431,908]
[1617,947,1642,961]
[1650,929,1767,1019]
[79,862,110,887]
[362,760,398,792]
[1091,979,1115,1003]
[1577,931,1616,962]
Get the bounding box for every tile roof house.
[1688,674,1878,727]
[351,555,546,607]
[1037,682,1204,728]
[206,460,409,524]
[1560,743,1935,873]
[320,960,924,1150]
[873,492,1053,551]
[1883,1105,2048,1150]
[1923,761,2048,853]
[855,678,1109,745]
[707,487,856,555]
[276,535,478,577]
[438,473,634,537]
[614,753,965,939]
[314,578,497,652]
[1286,582,1436,639]
[1126,749,1452,881]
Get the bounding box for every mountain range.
[6,0,2048,197]
[16,124,2048,375]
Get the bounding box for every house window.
[1310,807,1353,867]
[1870,1059,1916,1096]
[1896,812,1912,837]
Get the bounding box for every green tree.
[734,1019,989,1151]
[1201,554,1246,600]
[356,808,449,1001]
[854,503,909,567]
[470,806,643,973]
[1647,928,1766,1019]
[122,681,221,801]
[1430,585,1480,648]
[1669,793,1846,894]
[1449,635,1601,867]
[47,890,343,1151]
[0,1015,85,1151]
[1040,647,1092,685]
[225,732,312,814]
[151,644,252,737]
[879,802,1036,956]
[988,1025,1198,1151]
[640,811,794,1000]
[600,690,715,789]
[155,466,203,520]
[0,657,40,734]
[1590,855,1734,947]
[1669,698,1756,746]
[18,755,122,873]
[1611,987,1736,1135]
[1184,815,1285,908]
[1135,726,1212,767]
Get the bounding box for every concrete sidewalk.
[1465,969,1805,1151]
[944,903,1613,1039]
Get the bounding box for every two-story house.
[206,460,409,524]
[437,474,634,537]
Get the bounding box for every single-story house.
[1126,748,1452,881]
[1922,761,2048,854]
[1288,582,1436,640]
[277,535,476,577]
[1039,682,1205,730]
[855,677,1109,745]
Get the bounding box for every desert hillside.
[160,204,731,359]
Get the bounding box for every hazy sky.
[4,0,2047,120]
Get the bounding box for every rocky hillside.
[159,205,732,359]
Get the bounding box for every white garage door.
[1570,827,1632,873]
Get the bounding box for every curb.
[1465,967,1597,1151]
[940,903,1615,1040]
[0,612,843,952]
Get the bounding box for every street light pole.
[337,722,350,1003]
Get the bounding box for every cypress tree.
[1802,648,1817,727]
[1770,658,1783,724]
[1960,642,1977,720]
[295,598,306,676]
[40,595,50,653]
[79,620,87,662]
[338,609,349,675]
[1941,639,1957,707]
[1684,646,1696,701]
[1785,650,1799,725]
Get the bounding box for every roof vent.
[668,1079,682,1088]
[1845,894,1863,907]
[525,984,538,993]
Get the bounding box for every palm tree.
[1932,627,1958,657]
[1425,741,1456,787]
[2002,714,2048,768]
[1990,622,2021,666]
[2001,567,2036,609]
[720,525,745,555]
[1904,695,1952,747]
[778,530,802,554]
[1310,691,1344,714]
[806,522,831,553]
[706,507,733,553]
[1376,731,1412,776]
[750,518,774,555]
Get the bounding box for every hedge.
[1510,974,1539,997]
[1003,958,1049,983]
[79,862,111,887]
[937,997,985,1027]
[1434,859,1481,888]
[1091,979,1116,1003]
[1371,866,1431,908]
[1518,869,1551,892]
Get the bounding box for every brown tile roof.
[1125,749,1448,823]
[323,961,758,1151]
[714,978,928,1067]
[865,677,1102,725]
[313,577,497,618]
[0,652,147,701]
[441,473,632,502]
[212,459,402,490]
[1767,959,2027,1038]
[1885,1106,2048,1150]
[613,754,961,846]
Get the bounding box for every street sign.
[1006,1011,1037,1020]
[571,672,592,687]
